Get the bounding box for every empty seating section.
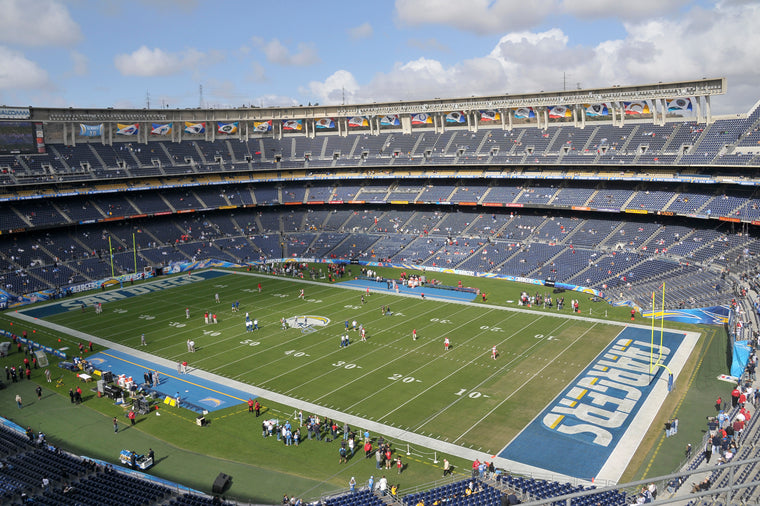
[310,233,349,258]
[625,188,677,211]
[195,139,228,163]
[355,183,391,203]
[666,191,713,214]
[1,112,758,184]
[373,210,414,233]
[253,186,279,205]
[391,236,447,264]
[403,479,504,506]
[600,222,661,249]
[342,210,377,232]
[432,212,476,236]
[587,187,634,210]
[13,201,66,227]
[419,184,456,202]
[283,186,307,204]
[499,243,563,277]
[164,142,199,165]
[497,474,627,505]
[282,211,305,232]
[449,185,489,203]
[514,184,559,205]
[307,184,336,202]
[127,142,173,168]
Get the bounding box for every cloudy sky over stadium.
[0,0,757,114]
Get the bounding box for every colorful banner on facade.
[513,107,535,119]
[623,101,651,115]
[184,122,206,134]
[380,115,400,126]
[115,123,139,136]
[315,118,335,129]
[217,121,238,134]
[584,103,609,117]
[667,98,692,112]
[79,124,103,137]
[253,120,272,132]
[151,122,172,135]
[411,113,432,125]
[548,106,572,119]
[446,111,466,124]
[282,119,303,131]
[479,110,500,121]
[348,116,369,127]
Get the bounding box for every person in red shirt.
[254,400,260,417]
[731,387,741,408]
[248,398,254,413]
[364,441,372,458]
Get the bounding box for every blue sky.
[0,0,758,115]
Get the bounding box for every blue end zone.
[339,278,477,302]
[87,348,252,413]
[22,271,231,319]
[499,326,686,480]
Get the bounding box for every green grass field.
[44,271,623,453]
[0,267,715,502]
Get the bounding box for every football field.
[30,271,620,452]
[15,269,698,482]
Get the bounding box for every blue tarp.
[731,340,752,378]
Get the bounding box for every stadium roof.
[11,77,725,123]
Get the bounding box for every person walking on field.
[492,345,498,360]
[444,337,450,351]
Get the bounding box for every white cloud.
[258,39,320,66]
[309,2,760,114]
[0,46,50,90]
[560,0,692,20]
[348,22,374,40]
[407,37,449,53]
[0,0,82,46]
[395,0,555,34]
[304,70,360,105]
[252,94,301,108]
[114,46,208,77]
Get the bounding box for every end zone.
[498,325,699,483]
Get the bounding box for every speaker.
[212,472,231,494]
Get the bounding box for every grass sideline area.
[0,265,719,502]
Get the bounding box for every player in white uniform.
[412,329,417,341]
[299,289,305,300]
[444,337,450,351]
[185,308,190,319]
[492,346,498,360]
